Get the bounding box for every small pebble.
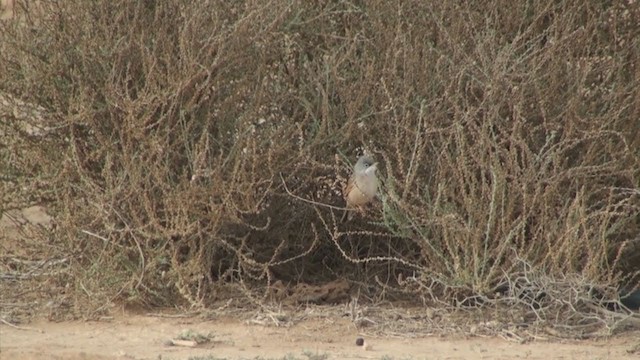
[355,337,364,346]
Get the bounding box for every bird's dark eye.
[364,162,370,167]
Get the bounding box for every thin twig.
[146,312,199,318]
[279,172,346,211]
[0,317,43,333]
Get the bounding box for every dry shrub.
[1,0,639,332]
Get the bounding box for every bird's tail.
[340,209,352,223]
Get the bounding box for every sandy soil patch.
[1,313,639,360]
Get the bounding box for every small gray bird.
[341,155,379,222]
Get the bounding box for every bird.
[341,155,379,222]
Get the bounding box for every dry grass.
[1,0,639,337]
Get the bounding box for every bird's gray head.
[354,155,377,175]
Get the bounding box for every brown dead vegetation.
[1,0,639,338]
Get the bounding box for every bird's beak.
[366,162,378,174]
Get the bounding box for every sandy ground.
[1,314,639,360]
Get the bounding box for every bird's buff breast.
[348,174,378,205]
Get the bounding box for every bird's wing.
[343,175,355,202]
